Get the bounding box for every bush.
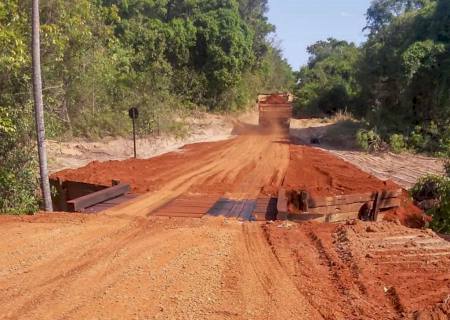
[411,175,450,234]
[445,161,450,178]
[0,107,39,214]
[356,129,383,152]
[389,134,406,153]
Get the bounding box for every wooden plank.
[277,188,288,219]
[176,195,223,201]
[371,192,382,221]
[307,197,400,215]
[307,189,402,208]
[208,199,235,217]
[102,194,137,205]
[64,180,108,201]
[83,203,117,213]
[154,206,209,214]
[67,183,130,212]
[162,201,218,207]
[155,212,204,218]
[228,201,246,218]
[239,200,257,221]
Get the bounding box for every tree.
[32,0,53,211]
[295,39,361,115]
[358,0,449,155]
[365,0,430,34]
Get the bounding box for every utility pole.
[32,0,53,211]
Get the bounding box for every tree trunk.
[32,0,53,212]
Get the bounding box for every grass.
[320,112,364,149]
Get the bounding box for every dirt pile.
[283,145,400,198]
[51,139,234,194]
[289,118,445,189]
[51,127,424,224]
[263,220,450,319]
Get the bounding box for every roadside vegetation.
[411,164,450,234]
[295,0,449,157]
[0,0,294,213]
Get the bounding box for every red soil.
[51,139,234,194]
[52,122,423,225]
[384,190,431,228]
[263,220,450,319]
[2,116,447,319]
[283,145,400,198]
[52,137,399,199]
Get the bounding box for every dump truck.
[257,93,293,133]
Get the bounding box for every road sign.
[128,107,139,158]
[128,107,139,119]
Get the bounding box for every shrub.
[411,175,450,234]
[356,129,382,152]
[444,161,450,178]
[409,128,427,150]
[0,107,39,214]
[389,134,406,153]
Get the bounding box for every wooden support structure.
[67,183,130,212]
[370,191,382,221]
[277,188,288,220]
[277,187,402,223]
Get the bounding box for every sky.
[267,0,372,70]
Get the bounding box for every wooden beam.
[307,189,402,208]
[307,197,400,215]
[277,188,288,220]
[67,183,130,212]
[370,192,382,221]
[288,212,360,223]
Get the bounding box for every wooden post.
[371,192,382,221]
[32,0,53,211]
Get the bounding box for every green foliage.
[294,38,361,116]
[0,106,39,214]
[296,0,449,156]
[389,133,406,153]
[411,174,450,234]
[444,161,450,178]
[356,0,450,156]
[1,0,294,213]
[356,129,383,152]
[0,1,39,214]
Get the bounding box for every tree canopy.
[295,0,449,156]
[295,38,361,115]
[0,0,294,213]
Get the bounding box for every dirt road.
[290,117,444,189]
[1,121,449,319]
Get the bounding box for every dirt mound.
[51,139,234,194]
[415,300,450,320]
[383,191,431,228]
[283,145,399,198]
[51,127,425,224]
[263,220,450,319]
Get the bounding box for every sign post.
[128,107,139,158]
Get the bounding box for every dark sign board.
[128,107,139,120]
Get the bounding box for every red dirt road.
[1,123,449,319]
